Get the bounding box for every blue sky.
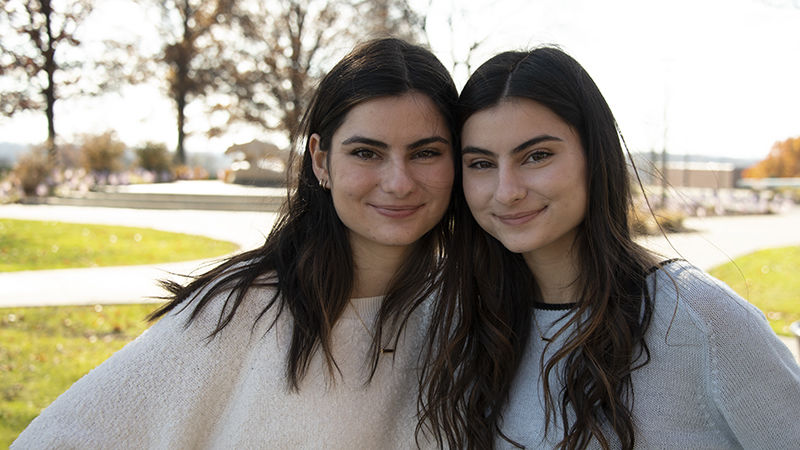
[1,0,798,161]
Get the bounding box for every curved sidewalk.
[0,204,277,307]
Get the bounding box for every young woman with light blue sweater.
[420,47,800,449]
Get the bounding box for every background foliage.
[743,136,800,179]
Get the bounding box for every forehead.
[334,92,451,143]
[461,98,575,149]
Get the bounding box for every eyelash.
[465,150,553,170]
[350,148,442,160]
[351,148,378,160]
[411,149,442,160]
[466,159,494,170]
[526,150,552,163]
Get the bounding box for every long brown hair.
[421,47,657,449]
[150,38,459,390]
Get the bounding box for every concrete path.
[636,206,800,271]
[0,204,277,306]
[1,202,798,360]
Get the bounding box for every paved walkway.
[0,204,276,306]
[1,200,798,360]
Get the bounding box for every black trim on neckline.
[645,258,684,276]
[533,301,577,311]
[532,259,684,310]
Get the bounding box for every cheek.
[461,174,486,209]
[417,163,455,193]
[461,182,495,231]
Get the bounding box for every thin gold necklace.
[532,312,554,343]
[349,299,395,354]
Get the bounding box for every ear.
[309,133,328,184]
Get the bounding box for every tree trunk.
[175,94,186,165]
[42,0,57,160]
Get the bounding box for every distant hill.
[0,142,30,168]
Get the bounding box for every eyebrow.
[462,134,563,156]
[340,135,450,150]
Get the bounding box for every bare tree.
[0,0,93,158]
[144,0,240,164]
[357,0,428,44]
[218,0,428,147]
[434,0,486,78]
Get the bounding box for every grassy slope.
[0,218,238,271]
[0,304,159,446]
[709,246,800,336]
[0,218,239,444]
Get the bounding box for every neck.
[523,247,581,305]
[350,242,410,298]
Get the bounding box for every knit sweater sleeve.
[12,282,273,450]
[676,264,800,449]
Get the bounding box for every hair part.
[422,47,658,449]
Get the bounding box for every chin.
[504,244,534,255]
[488,234,534,254]
[377,235,421,248]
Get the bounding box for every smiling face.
[310,92,454,261]
[461,98,587,265]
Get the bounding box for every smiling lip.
[371,204,423,218]
[494,207,546,226]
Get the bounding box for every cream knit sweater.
[13,284,433,449]
[498,260,800,449]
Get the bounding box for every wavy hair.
[421,47,657,449]
[150,38,459,391]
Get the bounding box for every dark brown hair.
[150,38,458,390]
[421,47,657,449]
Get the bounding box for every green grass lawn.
[0,218,240,444]
[0,303,159,447]
[0,218,239,271]
[709,246,800,337]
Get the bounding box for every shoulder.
[646,259,766,336]
[11,268,286,448]
[644,259,798,371]
[643,260,800,446]
[165,264,282,340]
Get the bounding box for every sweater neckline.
[532,258,685,311]
[347,295,383,319]
[532,301,577,311]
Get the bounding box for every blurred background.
[1,1,799,442]
[1,0,799,303]
[1,0,799,196]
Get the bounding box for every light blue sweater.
[499,259,800,449]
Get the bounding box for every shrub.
[630,205,687,235]
[172,165,209,180]
[54,143,82,169]
[135,142,173,173]
[653,208,686,233]
[13,147,52,196]
[80,131,126,173]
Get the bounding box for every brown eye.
[466,159,494,170]
[412,149,442,160]
[526,150,552,163]
[351,148,378,160]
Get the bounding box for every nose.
[494,165,526,205]
[380,160,415,197]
